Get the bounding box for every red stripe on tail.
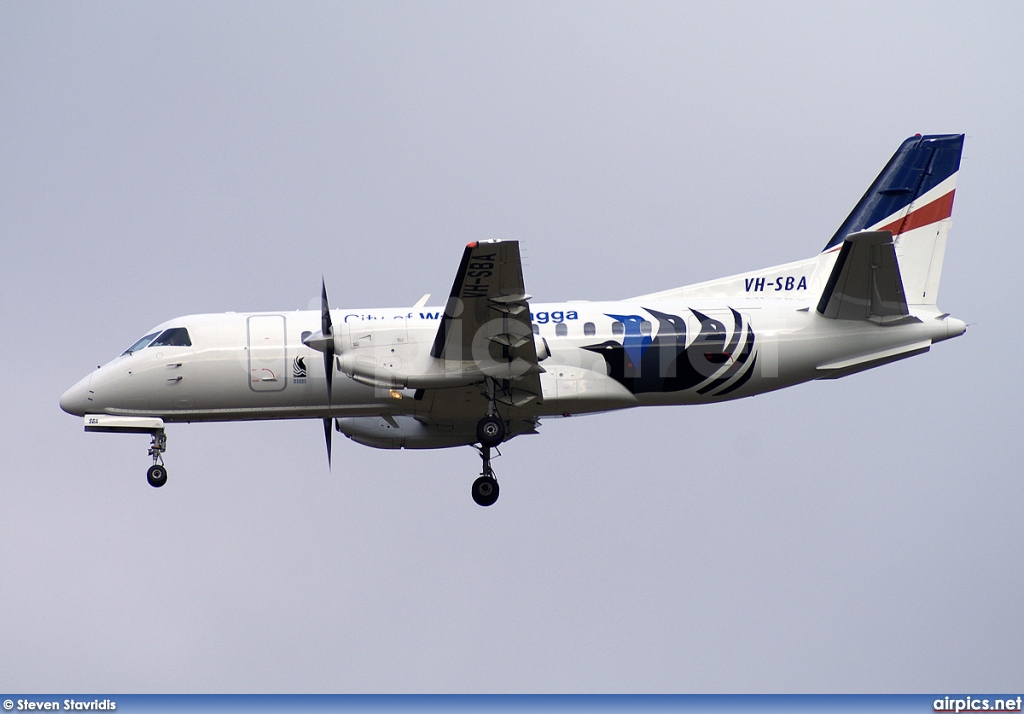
[878,190,955,237]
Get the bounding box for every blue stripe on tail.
[823,134,964,252]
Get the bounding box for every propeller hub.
[302,331,334,354]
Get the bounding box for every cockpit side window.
[151,327,192,348]
[122,332,160,355]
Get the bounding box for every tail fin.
[823,134,963,306]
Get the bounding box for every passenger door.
[247,315,287,392]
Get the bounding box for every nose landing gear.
[83,415,170,489]
[146,430,168,488]
[147,463,167,488]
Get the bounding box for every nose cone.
[60,374,92,416]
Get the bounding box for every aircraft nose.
[60,374,93,416]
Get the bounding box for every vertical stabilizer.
[823,134,963,306]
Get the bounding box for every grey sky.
[1,1,1021,693]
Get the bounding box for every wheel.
[147,464,168,488]
[472,476,499,507]
[476,416,505,447]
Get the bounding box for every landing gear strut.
[472,378,505,506]
[146,430,168,488]
[472,445,499,507]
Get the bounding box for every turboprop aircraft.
[61,134,967,506]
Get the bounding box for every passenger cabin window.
[584,322,596,336]
[555,323,568,337]
[611,321,625,336]
[122,331,160,355]
[640,320,652,335]
[151,327,192,347]
[532,323,539,334]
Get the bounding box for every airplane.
[61,133,967,506]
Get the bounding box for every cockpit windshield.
[122,332,160,355]
[151,327,192,347]
[121,327,192,355]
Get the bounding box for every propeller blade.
[324,350,334,403]
[321,278,336,470]
[321,277,335,403]
[321,278,333,337]
[323,417,333,469]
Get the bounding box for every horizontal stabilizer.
[817,231,909,321]
[817,340,931,379]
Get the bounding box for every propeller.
[321,278,335,468]
[301,280,339,468]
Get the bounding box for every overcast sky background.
[1,1,1021,693]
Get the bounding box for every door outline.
[247,315,288,392]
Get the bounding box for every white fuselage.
[60,298,965,429]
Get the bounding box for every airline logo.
[583,307,757,397]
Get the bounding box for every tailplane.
[816,230,912,323]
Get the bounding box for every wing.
[429,240,543,406]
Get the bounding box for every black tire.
[476,416,505,447]
[147,464,168,488]
[472,476,499,507]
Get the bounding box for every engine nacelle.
[335,415,539,450]
[337,352,544,390]
[335,416,476,450]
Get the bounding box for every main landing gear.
[146,430,168,488]
[472,443,500,507]
[472,380,506,506]
[476,415,505,447]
